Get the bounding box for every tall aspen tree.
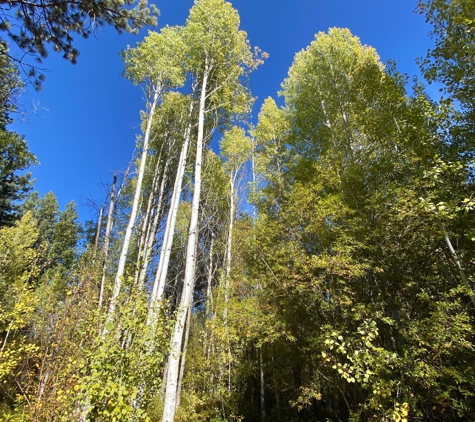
[105,28,186,332]
[148,96,194,325]
[219,127,253,314]
[162,1,264,420]
[98,173,116,309]
[137,92,190,290]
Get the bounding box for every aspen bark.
[134,156,162,287]
[175,300,192,410]
[147,103,194,326]
[99,174,117,309]
[162,62,209,422]
[105,83,161,335]
[92,206,103,262]
[223,172,235,321]
[138,159,169,288]
[251,139,257,220]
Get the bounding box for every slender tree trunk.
[251,139,257,220]
[99,174,117,309]
[104,84,161,335]
[138,159,169,288]
[222,173,236,393]
[134,155,162,287]
[223,172,235,321]
[93,207,103,262]
[148,103,194,326]
[162,63,209,422]
[260,347,265,420]
[176,299,192,410]
[438,220,475,306]
[206,233,215,317]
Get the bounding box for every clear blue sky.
[10,0,433,223]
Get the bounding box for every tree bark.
[223,172,235,321]
[147,102,194,326]
[134,153,163,287]
[99,173,117,309]
[92,206,103,263]
[105,83,161,335]
[138,158,169,288]
[175,299,192,410]
[162,62,209,422]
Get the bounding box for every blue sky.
[10,0,433,223]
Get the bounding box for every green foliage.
[219,127,253,176]
[0,130,36,227]
[183,0,265,124]
[23,193,82,300]
[201,149,230,217]
[1,0,158,88]
[246,27,475,421]
[27,270,172,421]
[0,48,36,228]
[70,293,169,421]
[48,201,81,268]
[0,212,40,414]
[122,26,186,92]
[3,4,475,422]
[417,0,475,155]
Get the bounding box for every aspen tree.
[136,93,189,289]
[105,28,186,332]
[247,28,475,420]
[134,152,163,287]
[162,1,263,420]
[148,94,194,325]
[98,173,116,309]
[219,127,252,311]
[216,128,253,394]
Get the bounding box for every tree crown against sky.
[5,0,433,218]
[0,0,158,88]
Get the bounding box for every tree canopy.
[0,0,158,67]
[2,2,475,421]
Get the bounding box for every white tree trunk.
[134,154,163,287]
[138,159,169,288]
[99,173,117,309]
[223,172,235,321]
[147,103,194,326]
[104,83,161,335]
[251,138,257,220]
[162,64,209,422]
[175,297,192,410]
[206,233,215,317]
[92,206,103,263]
[222,173,236,391]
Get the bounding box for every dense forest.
[1,0,475,420]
